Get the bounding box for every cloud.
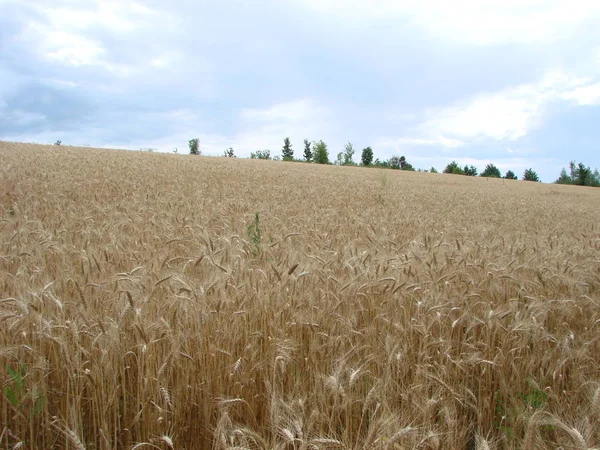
[561,82,600,105]
[412,71,596,145]
[299,0,600,45]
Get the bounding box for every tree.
[443,161,464,175]
[189,138,200,155]
[282,137,294,161]
[504,170,517,180]
[335,152,344,165]
[361,147,374,166]
[523,168,540,182]
[555,167,571,184]
[54,140,62,146]
[564,161,600,186]
[480,163,501,178]
[303,139,313,162]
[389,155,402,169]
[430,167,438,173]
[313,140,329,164]
[251,150,271,160]
[464,165,478,176]
[224,147,235,157]
[401,163,415,171]
[343,142,355,165]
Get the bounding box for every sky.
[1,0,600,182]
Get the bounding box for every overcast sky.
[2,0,600,181]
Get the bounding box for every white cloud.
[561,82,600,105]
[300,0,600,45]
[413,71,597,145]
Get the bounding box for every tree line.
[188,137,599,186]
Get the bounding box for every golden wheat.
[1,141,599,449]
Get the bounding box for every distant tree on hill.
[282,137,294,161]
[303,139,313,162]
[464,165,478,176]
[389,155,402,169]
[343,142,355,165]
[444,161,464,175]
[54,140,62,146]
[313,140,329,164]
[555,167,572,184]
[224,147,235,157]
[480,164,501,178]
[523,168,540,182]
[504,170,517,180]
[251,150,271,160]
[430,167,438,173]
[361,147,374,166]
[567,161,600,186]
[189,138,200,155]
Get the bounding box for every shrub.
[504,170,517,180]
[224,147,235,158]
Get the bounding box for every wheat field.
[1,141,599,450]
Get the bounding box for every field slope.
[1,141,599,449]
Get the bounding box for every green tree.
[224,147,235,157]
[313,140,329,164]
[188,138,200,155]
[523,168,540,182]
[504,170,517,180]
[389,155,402,169]
[336,152,344,165]
[282,137,294,161]
[566,161,600,186]
[361,147,374,166]
[251,150,271,160]
[430,167,438,173]
[303,139,313,162]
[480,163,501,178]
[464,165,478,176]
[555,167,572,184]
[444,161,464,175]
[343,142,355,165]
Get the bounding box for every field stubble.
[1,141,599,449]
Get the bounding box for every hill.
[1,141,599,449]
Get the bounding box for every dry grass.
[1,141,599,450]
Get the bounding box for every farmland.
[1,141,599,449]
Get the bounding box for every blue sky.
[1,0,600,181]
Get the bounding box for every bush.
[224,147,235,157]
[480,164,501,178]
[504,170,517,180]
[523,168,540,182]
[430,167,438,173]
[189,138,200,155]
[361,147,373,166]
